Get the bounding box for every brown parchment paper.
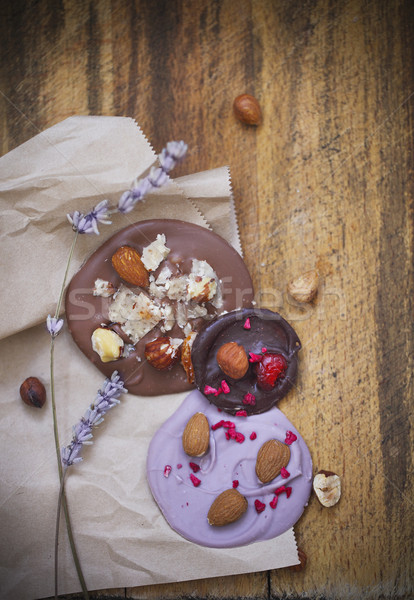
[0,117,299,600]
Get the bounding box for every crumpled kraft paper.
[0,117,299,600]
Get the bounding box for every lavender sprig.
[67,199,112,235]
[118,140,188,214]
[47,315,64,338]
[61,372,127,468]
[66,140,188,231]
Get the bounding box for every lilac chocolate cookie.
[146,389,312,548]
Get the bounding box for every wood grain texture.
[1,0,413,599]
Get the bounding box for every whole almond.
[216,342,249,380]
[287,269,319,303]
[111,246,149,287]
[182,412,210,457]
[233,94,262,126]
[207,488,248,526]
[255,439,291,483]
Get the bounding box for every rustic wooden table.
[1,1,413,599]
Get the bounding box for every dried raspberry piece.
[204,385,218,395]
[212,420,225,430]
[189,462,200,473]
[223,421,235,429]
[221,380,230,394]
[261,347,267,353]
[254,353,287,390]
[243,392,256,405]
[235,432,245,443]
[285,430,298,445]
[274,485,292,498]
[243,318,251,329]
[163,465,172,478]
[249,352,262,363]
[235,410,248,417]
[232,480,239,488]
[227,428,237,440]
[281,467,290,479]
[177,463,182,469]
[254,499,266,513]
[214,387,223,396]
[250,431,257,440]
[190,473,201,487]
[269,495,278,509]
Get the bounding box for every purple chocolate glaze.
[146,390,312,548]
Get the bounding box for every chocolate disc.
[65,219,254,395]
[192,308,301,414]
[147,389,313,548]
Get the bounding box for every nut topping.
[111,245,149,287]
[313,470,341,507]
[20,377,46,408]
[181,331,197,383]
[182,412,210,457]
[91,327,124,362]
[288,269,319,303]
[233,94,262,126]
[255,439,291,483]
[216,342,249,380]
[207,488,248,526]
[144,336,182,370]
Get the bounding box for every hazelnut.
[287,269,319,303]
[20,377,46,408]
[233,94,262,126]
[91,327,124,363]
[216,342,249,380]
[313,470,341,507]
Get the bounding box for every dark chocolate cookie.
[192,308,301,414]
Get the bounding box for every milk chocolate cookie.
[65,219,254,395]
[192,308,301,414]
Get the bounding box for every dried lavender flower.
[67,199,111,235]
[46,315,64,337]
[61,371,127,468]
[118,140,188,214]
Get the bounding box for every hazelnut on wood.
[233,94,262,126]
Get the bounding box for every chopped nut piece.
[187,275,217,303]
[141,234,170,271]
[181,331,197,383]
[93,278,117,297]
[313,470,341,507]
[91,328,124,362]
[108,285,163,343]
